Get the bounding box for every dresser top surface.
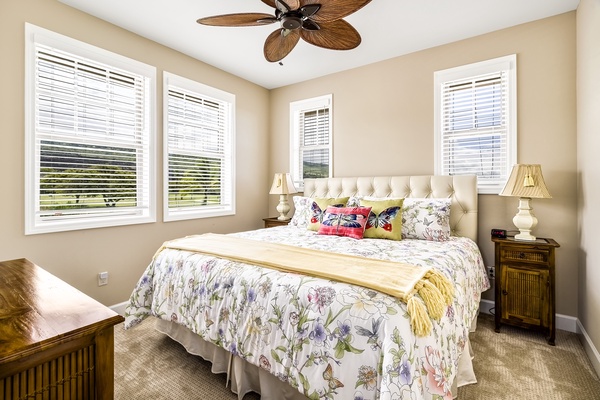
[0,258,124,362]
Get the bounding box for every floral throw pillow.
[347,196,362,207]
[402,198,452,241]
[307,197,350,231]
[359,198,404,240]
[289,196,313,228]
[317,206,372,239]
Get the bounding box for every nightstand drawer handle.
[519,252,526,259]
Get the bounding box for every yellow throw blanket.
[157,233,455,336]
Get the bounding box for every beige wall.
[577,0,600,370]
[0,0,271,305]
[270,13,578,316]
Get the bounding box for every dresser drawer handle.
[519,252,526,259]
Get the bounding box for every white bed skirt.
[154,314,479,400]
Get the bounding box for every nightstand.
[263,217,291,228]
[492,236,560,345]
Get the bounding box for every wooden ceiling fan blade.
[261,0,277,8]
[275,0,300,12]
[301,19,361,50]
[264,29,301,62]
[197,13,276,27]
[300,0,372,23]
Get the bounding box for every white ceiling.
[58,0,579,89]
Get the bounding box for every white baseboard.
[479,299,600,379]
[577,320,600,379]
[110,301,129,316]
[479,299,495,316]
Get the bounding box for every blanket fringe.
[415,280,445,321]
[407,296,433,337]
[408,270,456,336]
[425,269,455,305]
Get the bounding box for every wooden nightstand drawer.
[501,248,550,264]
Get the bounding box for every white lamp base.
[276,194,291,220]
[512,197,538,241]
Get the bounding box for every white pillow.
[402,198,452,241]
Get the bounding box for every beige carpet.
[114,314,600,399]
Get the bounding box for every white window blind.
[290,95,332,190]
[163,72,235,221]
[25,24,156,234]
[434,55,516,194]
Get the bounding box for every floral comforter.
[125,226,489,400]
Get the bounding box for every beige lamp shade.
[499,164,552,199]
[269,173,297,195]
[499,164,551,241]
[269,173,297,220]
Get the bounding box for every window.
[25,24,156,234]
[434,55,517,194]
[290,95,332,190]
[163,72,235,221]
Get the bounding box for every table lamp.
[269,173,297,220]
[499,164,552,241]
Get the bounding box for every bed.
[124,175,490,400]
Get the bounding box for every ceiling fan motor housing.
[281,13,302,30]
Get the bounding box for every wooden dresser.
[0,258,124,399]
[492,237,559,345]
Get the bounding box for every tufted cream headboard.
[303,175,478,242]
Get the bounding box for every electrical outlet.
[98,271,109,286]
[487,266,495,281]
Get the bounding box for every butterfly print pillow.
[317,206,372,239]
[359,198,404,240]
[307,197,349,231]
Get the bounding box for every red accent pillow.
[317,206,372,239]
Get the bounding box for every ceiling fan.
[197,0,372,63]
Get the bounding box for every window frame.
[434,54,517,194]
[289,94,333,191]
[24,23,156,235]
[163,72,236,222]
